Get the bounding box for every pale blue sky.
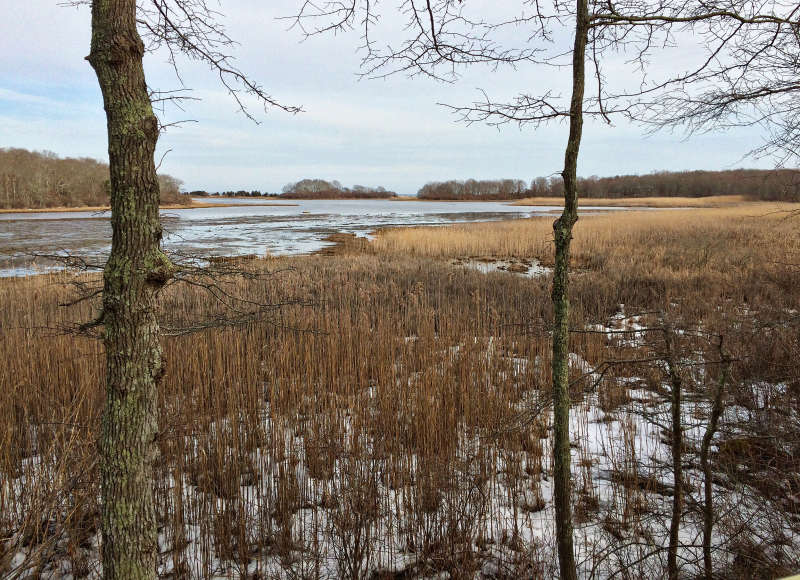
[0,0,777,195]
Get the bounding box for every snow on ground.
[451,258,552,278]
[4,311,797,578]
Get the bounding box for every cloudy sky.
[0,0,776,195]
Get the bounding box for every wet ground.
[0,198,619,277]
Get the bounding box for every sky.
[0,0,780,195]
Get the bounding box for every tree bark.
[664,327,683,580]
[700,343,729,580]
[87,1,171,578]
[551,0,588,578]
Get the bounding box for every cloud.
[0,1,785,195]
[0,88,64,108]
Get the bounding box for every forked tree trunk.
[87,1,171,578]
[700,344,729,580]
[551,0,588,578]
[664,326,683,580]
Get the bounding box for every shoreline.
[3,202,796,278]
[511,194,750,208]
[389,197,513,202]
[184,201,298,208]
[0,201,298,214]
[391,194,753,207]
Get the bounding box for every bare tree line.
[534,169,800,200]
[420,169,800,200]
[418,179,528,200]
[0,147,183,209]
[280,178,396,199]
[4,146,797,207]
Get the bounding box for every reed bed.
[372,206,800,309]
[373,204,798,258]
[511,195,750,208]
[1,207,799,578]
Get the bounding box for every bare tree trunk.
[87,1,172,578]
[551,0,588,578]
[700,342,729,580]
[663,327,683,580]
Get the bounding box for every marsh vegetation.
[1,204,798,578]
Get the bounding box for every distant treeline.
[191,190,280,198]
[0,147,184,209]
[419,169,800,201]
[418,179,528,200]
[280,179,395,199]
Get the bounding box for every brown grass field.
[1,204,799,578]
[512,194,750,208]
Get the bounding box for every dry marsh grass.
[1,206,799,578]
[371,205,800,307]
[511,194,750,207]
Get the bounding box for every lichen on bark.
[88,0,165,578]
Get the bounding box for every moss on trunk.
[87,1,171,578]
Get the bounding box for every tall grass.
[1,206,799,578]
[511,195,750,208]
[372,206,800,307]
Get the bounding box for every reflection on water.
[0,198,615,277]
